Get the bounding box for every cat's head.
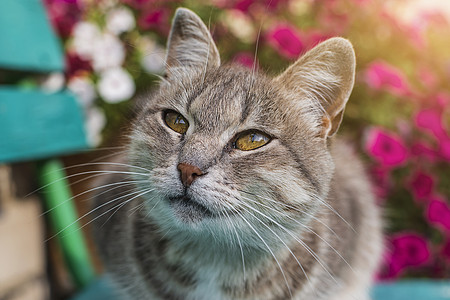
[129,8,355,245]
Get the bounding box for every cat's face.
[128,8,355,246]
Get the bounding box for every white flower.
[221,10,255,43]
[41,72,65,92]
[68,76,97,108]
[72,22,101,60]
[85,107,106,147]
[106,7,135,35]
[138,36,166,74]
[97,67,135,103]
[92,33,126,71]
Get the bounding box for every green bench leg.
[37,159,96,288]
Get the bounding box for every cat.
[92,7,383,300]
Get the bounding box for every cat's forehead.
[185,66,274,131]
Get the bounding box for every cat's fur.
[93,8,382,300]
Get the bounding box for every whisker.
[95,187,155,229]
[239,194,355,276]
[46,187,149,242]
[220,201,293,299]
[233,200,318,296]
[223,208,246,281]
[40,179,146,217]
[307,192,356,233]
[238,189,340,238]
[58,161,151,173]
[28,170,149,198]
[238,196,338,285]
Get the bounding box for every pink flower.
[439,139,450,161]
[409,171,434,201]
[391,233,430,267]
[232,52,258,69]
[266,25,304,59]
[441,238,450,262]
[232,0,287,11]
[365,128,408,167]
[436,92,450,107]
[378,233,430,280]
[138,8,170,33]
[122,0,164,9]
[65,52,92,78]
[417,67,439,91]
[44,0,82,38]
[369,166,390,200]
[233,0,254,12]
[305,30,331,49]
[364,61,411,97]
[415,109,447,140]
[427,196,450,231]
[411,141,438,161]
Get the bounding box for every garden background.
[3,0,450,298]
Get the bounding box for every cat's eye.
[234,131,271,151]
[164,110,189,134]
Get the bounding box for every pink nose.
[177,163,204,187]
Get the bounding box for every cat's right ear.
[165,8,220,77]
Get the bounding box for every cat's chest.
[185,267,229,300]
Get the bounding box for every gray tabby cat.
[93,7,382,300]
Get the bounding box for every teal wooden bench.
[0,0,95,289]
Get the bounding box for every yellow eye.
[235,131,271,151]
[164,111,189,134]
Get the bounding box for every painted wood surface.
[0,0,64,72]
[0,87,88,163]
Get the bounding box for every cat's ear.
[165,8,220,76]
[275,37,355,138]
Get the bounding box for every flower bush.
[42,0,450,279]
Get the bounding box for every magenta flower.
[44,0,82,38]
[266,25,304,59]
[439,139,450,161]
[305,30,331,49]
[409,171,434,201]
[233,0,254,12]
[369,166,390,200]
[138,8,170,33]
[377,250,404,280]
[391,233,430,267]
[364,61,411,97]
[441,238,450,262]
[232,52,258,69]
[122,0,162,9]
[365,128,408,167]
[411,141,438,161]
[65,52,92,78]
[378,233,430,280]
[427,196,450,232]
[415,109,447,140]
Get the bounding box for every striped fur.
[92,8,382,300]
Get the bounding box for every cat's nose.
[177,163,204,187]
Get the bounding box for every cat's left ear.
[275,37,355,138]
[165,8,220,76]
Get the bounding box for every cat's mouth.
[168,195,215,221]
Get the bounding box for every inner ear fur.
[275,37,356,138]
[165,8,220,77]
